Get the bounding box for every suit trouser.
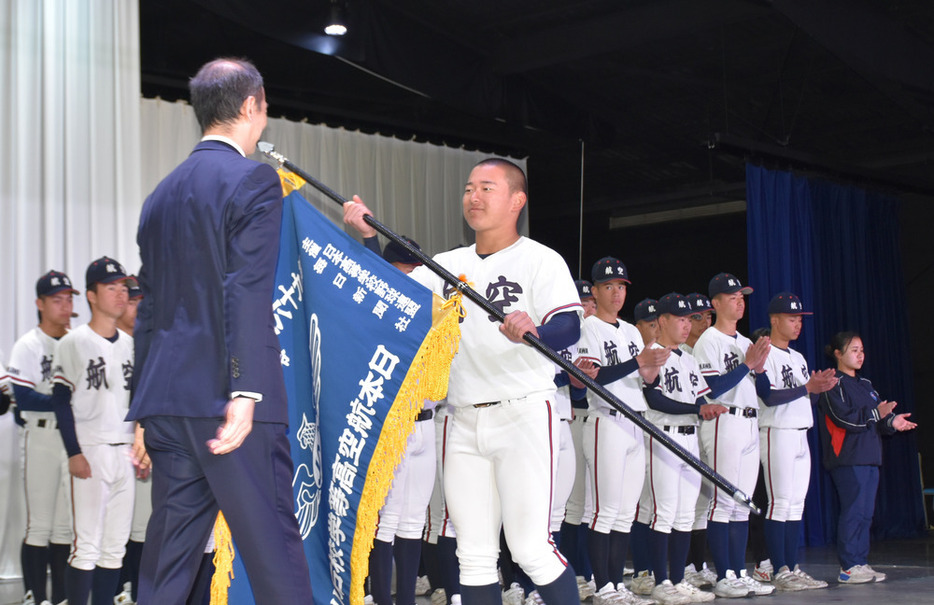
[136,416,313,604]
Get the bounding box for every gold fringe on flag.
[349,291,463,605]
[210,511,235,605]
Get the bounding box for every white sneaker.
[738,570,775,595]
[524,590,544,605]
[593,582,630,605]
[624,566,635,576]
[674,580,716,602]
[682,564,713,588]
[650,579,690,605]
[838,565,874,584]
[113,592,134,605]
[363,596,374,605]
[39,601,53,605]
[862,564,886,582]
[752,559,773,583]
[616,582,657,605]
[771,566,807,592]
[698,566,718,587]
[503,582,525,605]
[451,596,462,605]
[631,571,656,595]
[416,575,432,596]
[430,588,447,605]
[791,565,827,589]
[577,575,596,600]
[23,591,36,605]
[713,570,751,598]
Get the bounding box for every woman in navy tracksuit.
[818,331,916,584]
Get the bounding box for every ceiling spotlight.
[325,1,347,36]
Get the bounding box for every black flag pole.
[258,141,760,516]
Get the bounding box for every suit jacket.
[129,140,288,424]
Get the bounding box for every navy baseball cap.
[126,275,143,300]
[85,256,130,289]
[634,298,658,322]
[767,292,812,315]
[657,292,694,317]
[36,270,79,298]
[591,257,630,284]
[686,293,712,313]
[575,279,594,299]
[708,272,753,298]
[383,236,422,266]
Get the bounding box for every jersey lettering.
[86,357,109,391]
[628,341,640,358]
[122,360,134,391]
[723,351,740,372]
[664,366,682,393]
[41,355,53,382]
[780,364,796,389]
[485,276,522,321]
[603,341,621,366]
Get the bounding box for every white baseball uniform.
[6,327,73,547]
[409,236,582,587]
[550,347,577,533]
[757,345,812,521]
[425,401,456,543]
[694,328,759,523]
[577,316,646,534]
[53,324,135,570]
[637,345,708,533]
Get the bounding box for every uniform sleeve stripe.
[700,369,720,376]
[542,302,583,325]
[52,375,75,391]
[8,376,37,388]
[697,386,712,397]
[578,355,600,364]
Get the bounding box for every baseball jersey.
[552,343,579,420]
[0,354,9,399]
[577,316,647,413]
[757,345,813,429]
[645,343,709,427]
[693,327,757,408]
[7,327,60,423]
[52,325,135,446]
[409,236,582,407]
[679,343,694,355]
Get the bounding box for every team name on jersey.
[70,357,134,391]
[723,351,740,371]
[442,274,524,323]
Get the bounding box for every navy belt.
[663,425,696,435]
[727,407,757,418]
[416,409,434,421]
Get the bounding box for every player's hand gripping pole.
[258,141,761,516]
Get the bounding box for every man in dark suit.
[129,58,313,604]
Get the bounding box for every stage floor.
[3,534,933,604]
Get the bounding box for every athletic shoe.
[363,596,374,605]
[616,582,657,605]
[674,580,716,602]
[862,565,886,582]
[593,582,631,605]
[39,601,53,605]
[631,571,656,595]
[838,565,874,584]
[791,565,827,589]
[503,582,525,605]
[416,575,432,596]
[713,570,751,598]
[738,570,775,595]
[650,579,691,605]
[113,591,134,605]
[451,595,462,605]
[430,588,447,605]
[682,564,713,589]
[698,566,718,587]
[625,566,635,576]
[752,559,773,583]
[525,590,545,605]
[23,591,36,605]
[577,575,596,600]
[771,566,807,592]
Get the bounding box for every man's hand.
[132,424,151,479]
[208,396,255,455]
[570,358,599,388]
[893,413,917,432]
[744,336,771,373]
[499,311,539,344]
[342,196,376,238]
[805,369,838,394]
[636,346,671,369]
[699,403,728,421]
[876,399,897,418]
[69,453,91,479]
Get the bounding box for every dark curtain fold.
[745,164,923,546]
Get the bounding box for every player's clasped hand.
[636,345,671,369]
[499,310,539,343]
[570,357,599,388]
[744,335,771,373]
[806,368,838,394]
[68,453,92,479]
[208,396,255,455]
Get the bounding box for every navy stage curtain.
[746,164,923,546]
